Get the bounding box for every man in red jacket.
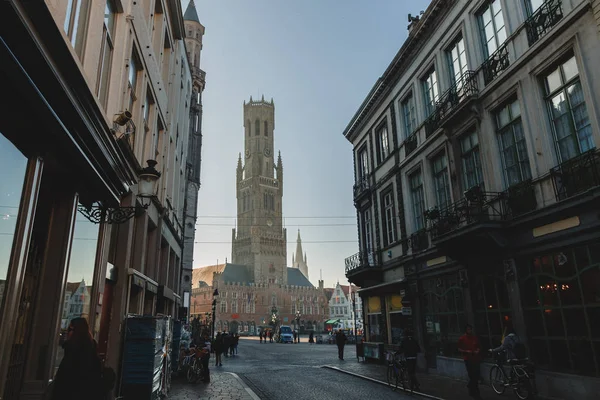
[458,324,482,399]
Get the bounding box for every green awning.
[325,319,340,324]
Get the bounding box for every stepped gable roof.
[192,264,226,288]
[183,0,200,23]
[221,263,254,284]
[287,268,313,287]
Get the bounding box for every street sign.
[401,307,412,316]
[399,289,406,297]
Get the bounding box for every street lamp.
[351,289,358,344]
[211,288,219,340]
[295,310,301,341]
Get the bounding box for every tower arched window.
[264,121,268,137]
[255,119,260,136]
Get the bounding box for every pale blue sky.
[188,0,432,288]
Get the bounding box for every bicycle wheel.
[514,376,533,399]
[490,365,507,395]
[386,365,395,388]
[398,368,408,392]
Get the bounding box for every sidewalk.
[326,359,536,400]
[169,371,260,400]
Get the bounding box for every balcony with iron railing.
[525,0,564,46]
[353,173,373,200]
[481,43,510,86]
[550,148,600,201]
[345,250,381,285]
[424,71,479,138]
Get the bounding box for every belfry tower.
[232,97,287,285]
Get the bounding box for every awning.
[357,278,406,294]
[325,319,340,324]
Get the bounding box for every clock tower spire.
[232,97,286,285]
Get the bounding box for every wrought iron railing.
[424,71,479,137]
[525,0,563,46]
[428,186,508,238]
[404,133,418,156]
[408,229,430,252]
[504,179,537,217]
[345,251,379,275]
[353,174,372,198]
[482,43,510,85]
[550,149,600,201]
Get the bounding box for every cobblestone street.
[169,371,259,400]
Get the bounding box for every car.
[276,325,294,343]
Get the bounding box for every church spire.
[295,229,303,267]
[183,0,200,23]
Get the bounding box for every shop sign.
[132,275,145,288]
[284,317,288,322]
[401,307,412,316]
[232,314,239,319]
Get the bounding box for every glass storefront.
[472,269,512,352]
[421,273,466,358]
[520,242,600,376]
[52,206,100,375]
[367,296,386,342]
[0,134,28,331]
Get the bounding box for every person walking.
[458,324,482,399]
[335,329,347,360]
[51,318,103,400]
[213,332,223,367]
[259,331,263,344]
[234,333,239,355]
[293,330,297,344]
[400,330,421,391]
[309,331,314,345]
[490,326,526,361]
[200,332,211,382]
[269,330,273,343]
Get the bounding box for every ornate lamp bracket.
[78,203,148,224]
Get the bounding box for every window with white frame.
[432,152,451,210]
[525,0,545,15]
[64,0,89,52]
[422,68,439,117]
[495,100,531,186]
[460,131,485,191]
[401,94,416,139]
[127,50,140,113]
[361,208,373,254]
[543,56,593,162]
[381,189,397,246]
[447,37,468,89]
[231,301,238,313]
[376,124,390,163]
[220,301,227,313]
[97,0,115,107]
[477,0,507,59]
[358,146,369,180]
[409,170,425,231]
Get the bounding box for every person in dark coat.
[52,317,102,400]
[309,331,314,344]
[335,329,347,360]
[400,330,421,391]
[213,332,223,366]
[223,332,231,357]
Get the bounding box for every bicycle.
[386,351,411,392]
[488,350,537,399]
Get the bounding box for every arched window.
[264,121,268,137]
[255,119,260,136]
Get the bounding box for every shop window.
[519,242,600,375]
[0,135,28,320]
[421,274,465,358]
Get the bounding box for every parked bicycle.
[386,351,411,392]
[180,348,205,383]
[489,349,537,399]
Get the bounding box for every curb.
[321,365,445,400]
[225,372,262,400]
